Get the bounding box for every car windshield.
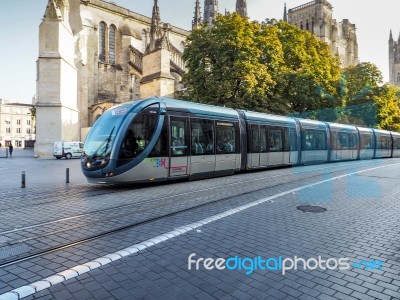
[83,106,129,159]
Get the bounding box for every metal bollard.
[21,171,26,188]
[66,168,70,184]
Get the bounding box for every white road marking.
[0,162,398,300]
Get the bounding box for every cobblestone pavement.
[0,156,400,299]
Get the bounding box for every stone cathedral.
[286,0,359,68]
[35,0,247,158]
[388,30,400,86]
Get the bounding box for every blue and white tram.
[81,97,400,184]
[81,98,243,183]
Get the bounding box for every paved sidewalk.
[0,159,399,299]
[0,148,87,192]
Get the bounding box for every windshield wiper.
[91,127,115,158]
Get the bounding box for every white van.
[54,141,84,159]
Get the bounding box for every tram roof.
[241,111,296,126]
[161,97,239,119]
[356,126,374,134]
[296,118,327,130]
[326,122,358,132]
[373,128,392,135]
[390,131,400,137]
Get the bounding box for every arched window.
[109,24,116,65]
[306,20,309,31]
[300,22,303,30]
[99,22,107,62]
[397,73,400,83]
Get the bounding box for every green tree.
[342,62,382,106]
[341,63,400,131]
[269,20,342,115]
[374,84,400,131]
[182,13,276,111]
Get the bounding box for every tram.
[81,97,400,184]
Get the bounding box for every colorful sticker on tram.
[147,158,168,169]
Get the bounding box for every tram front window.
[117,104,159,167]
[82,106,128,170]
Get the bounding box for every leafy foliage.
[182,13,273,111]
[181,15,400,132]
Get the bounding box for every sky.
[0,0,399,104]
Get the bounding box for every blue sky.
[0,0,399,104]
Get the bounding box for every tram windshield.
[81,106,129,169]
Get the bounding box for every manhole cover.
[297,205,327,213]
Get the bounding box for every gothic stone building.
[286,0,359,68]
[388,30,400,86]
[35,0,188,158]
[35,0,249,158]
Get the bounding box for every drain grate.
[297,205,327,213]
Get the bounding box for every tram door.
[268,126,284,166]
[169,117,189,177]
[189,119,215,177]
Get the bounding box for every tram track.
[0,159,382,210]
[0,159,382,230]
[0,159,393,269]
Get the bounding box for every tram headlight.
[100,156,110,166]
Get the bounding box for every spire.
[43,0,63,21]
[236,0,247,18]
[192,0,202,30]
[204,0,218,28]
[149,0,161,52]
[389,29,393,42]
[283,3,288,22]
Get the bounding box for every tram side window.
[331,132,356,150]
[283,127,290,151]
[149,120,168,157]
[250,125,259,153]
[117,104,159,166]
[171,119,187,156]
[302,130,326,150]
[339,132,349,149]
[394,138,400,149]
[360,134,373,149]
[269,127,283,152]
[289,128,297,151]
[349,133,358,149]
[260,126,267,153]
[315,131,326,150]
[190,119,214,155]
[379,136,389,150]
[216,122,237,154]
